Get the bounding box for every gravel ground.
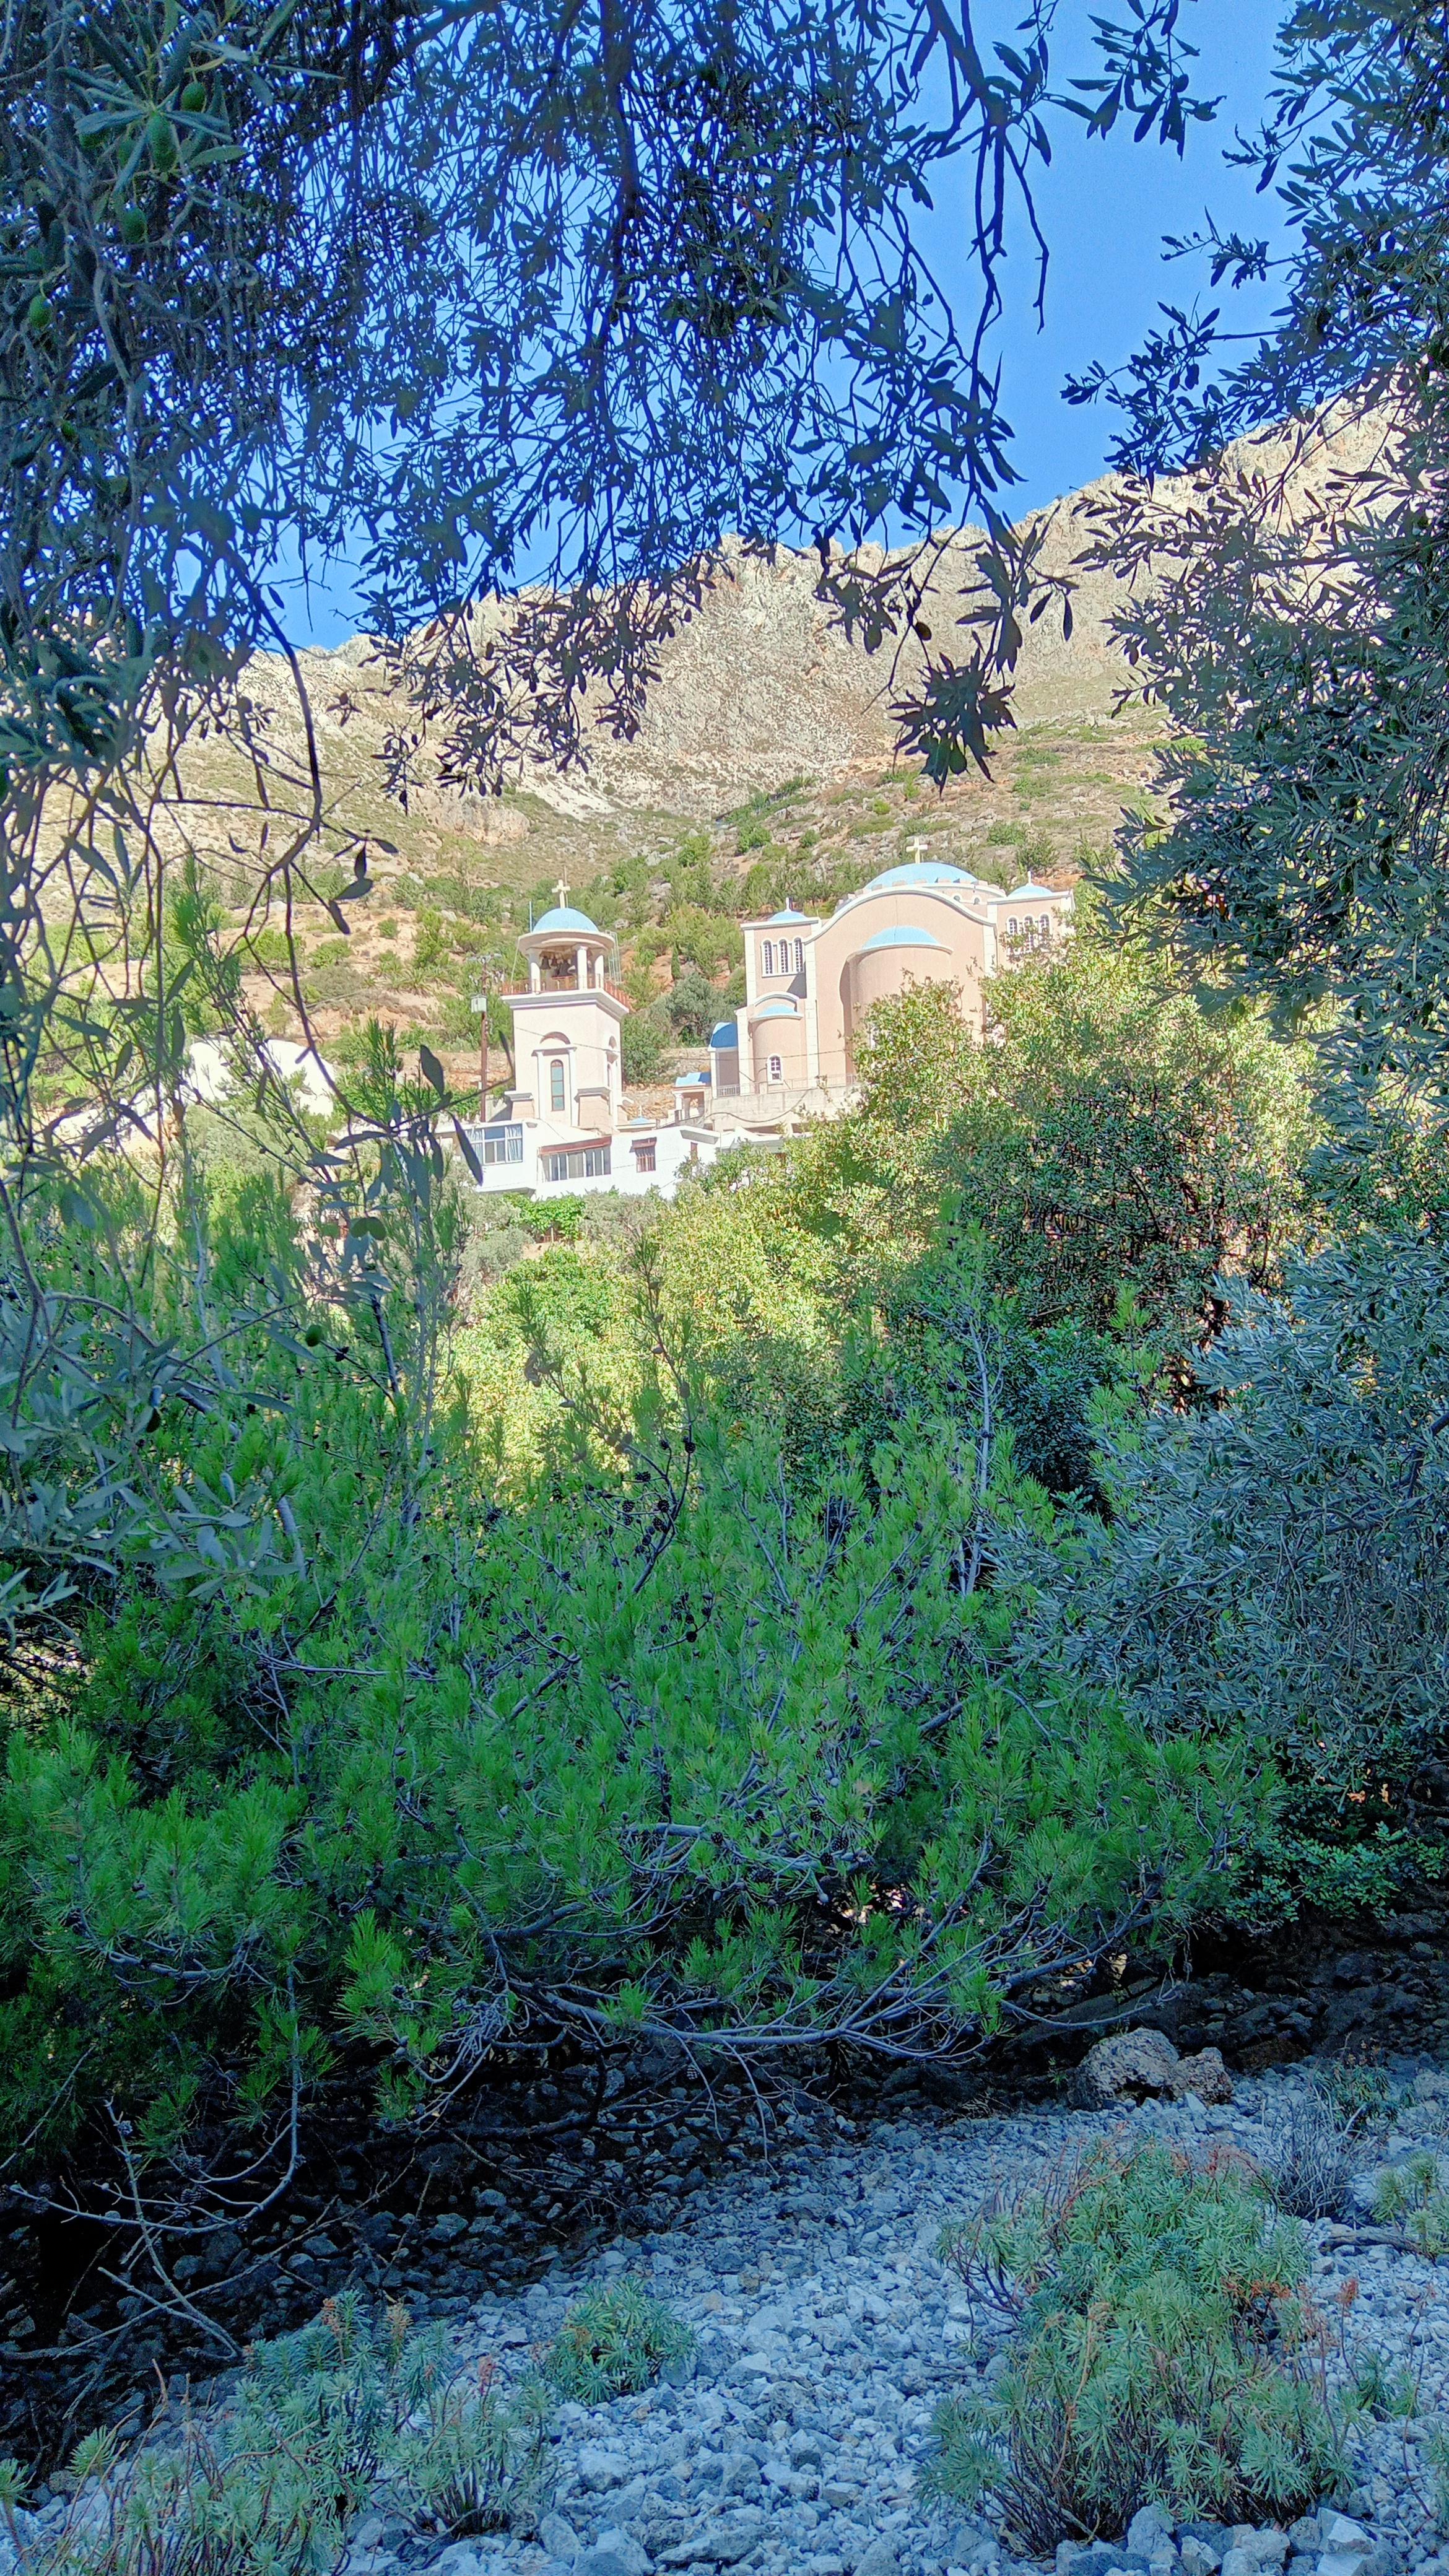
[24,2051,1449,2576]
[316,2055,1449,2576]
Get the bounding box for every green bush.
[1373,2151,1449,2254]
[1014,1232,1449,1798]
[0,1177,1263,2176]
[541,2279,694,2401]
[928,2143,1342,2550]
[5,2294,548,2576]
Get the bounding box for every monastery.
[464,851,1072,1199]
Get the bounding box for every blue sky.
[276,0,1288,646]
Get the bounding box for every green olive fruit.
[180,79,207,112]
[26,292,51,331]
[119,206,147,247]
[146,109,178,174]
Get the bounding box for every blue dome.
[859,925,945,954]
[767,906,812,925]
[866,861,977,890]
[751,998,799,1022]
[709,1021,741,1050]
[1005,882,1057,900]
[530,904,601,935]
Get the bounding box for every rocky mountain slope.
[164,406,1385,1083]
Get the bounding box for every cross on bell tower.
[552,874,570,909]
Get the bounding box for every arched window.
[1007,915,1018,939]
[768,1053,783,1084]
[792,939,804,972]
[1040,913,1051,938]
[549,1060,566,1113]
[762,939,775,975]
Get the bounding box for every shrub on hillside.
[927,2144,1342,2549]
[621,1006,669,1081]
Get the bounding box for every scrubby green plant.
[1263,2085,1354,2223]
[1373,2154,1449,2256]
[541,2279,694,2402]
[4,2295,548,2576]
[927,2143,1342,2549]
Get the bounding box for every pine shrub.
[927,2143,1343,2551]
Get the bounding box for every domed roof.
[866,860,977,890]
[1004,882,1057,901]
[859,925,945,953]
[767,906,812,925]
[750,998,800,1022]
[708,1021,741,1050]
[529,904,603,936]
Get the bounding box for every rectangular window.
[541,1144,612,1183]
[549,1060,566,1112]
[767,1053,783,1084]
[632,1140,656,1172]
[481,1121,523,1166]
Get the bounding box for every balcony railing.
[506,974,629,1001]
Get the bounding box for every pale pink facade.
[711,861,1073,1106]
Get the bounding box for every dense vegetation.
[5,0,1449,2400]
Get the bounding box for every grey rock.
[1222,2549,1258,2576]
[853,2544,899,2576]
[1323,2526,1372,2562]
[579,2445,632,2492]
[1251,2539,1290,2573]
[539,2515,583,2564]
[1074,2028,1181,2108]
[578,2531,652,2576]
[1290,2533,1324,2561]
[1060,2547,1151,2576]
[1128,2512,1173,2559]
[427,2548,503,2576]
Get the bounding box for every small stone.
[539,2516,583,2565]
[578,2533,651,2576]
[579,2445,630,2492]
[427,2548,502,2576]
[854,2544,899,2576]
[1251,2539,1290,2573]
[1290,2531,1323,2561]
[1323,2526,1372,2562]
[1223,2550,1258,2576]
[1172,2048,1234,2104]
[1129,2512,1173,2559]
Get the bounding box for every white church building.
[462,855,1072,1201]
[463,889,724,1200]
